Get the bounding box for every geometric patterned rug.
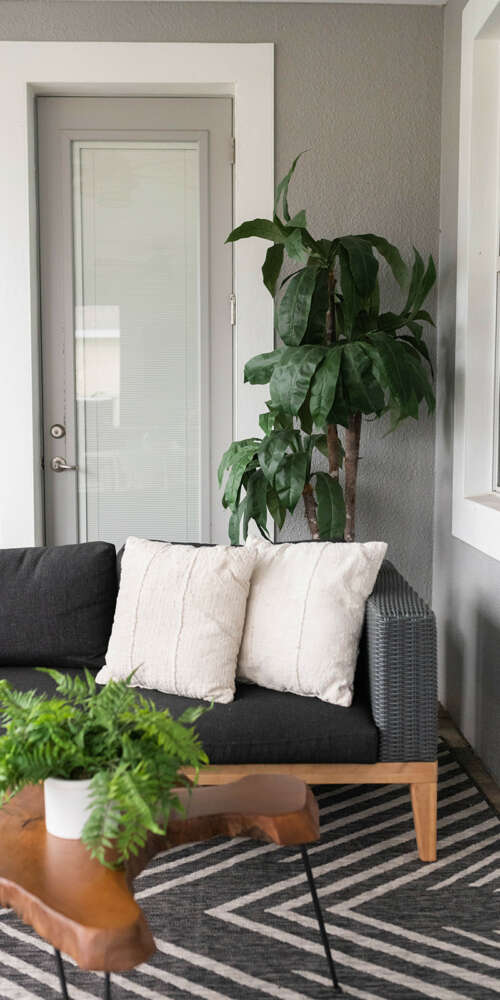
[0,742,499,1000]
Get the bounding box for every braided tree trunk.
[302,483,319,539]
[344,411,361,542]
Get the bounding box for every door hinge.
[229,137,235,164]
[230,293,236,326]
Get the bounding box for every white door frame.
[0,42,274,547]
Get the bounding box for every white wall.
[433,0,500,784]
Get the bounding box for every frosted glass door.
[38,96,233,548]
[73,141,205,546]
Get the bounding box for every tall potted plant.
[219,155,435,543]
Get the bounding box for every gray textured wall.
[0,1,443,600]
[433,0,500,784]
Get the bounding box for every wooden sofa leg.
[410,782,437,862]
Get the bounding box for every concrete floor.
[439,706,500,814]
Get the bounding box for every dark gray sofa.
[0,540,438,860]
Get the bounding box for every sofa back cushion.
[0,541,117,668]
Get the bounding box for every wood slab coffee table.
[0,775,342,996]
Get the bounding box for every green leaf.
[310,347,343,426]
[274,152,306,222]
[297,394,314,434]
[406,321,424,339]
[309,432,329,460]
[270,346,326,414]
[403,348,435,413]
[228,498,246,544]
[262,244,285,296]
[399,334,434,376]
[338,236,379,298]
[365,331,434,423]
[283,228,309,263]
[360,234,408,289]
[341,342,385,415]
[364,332,412,410]
[218,437,259,487]
[304,268,329,344]
[243,471,270,540]
[377,311,407,333]
[244,349,285,385]
[226,218,285,245]
[276,266,320,346]
[327,371,351,428]
[315,472,346,540]
[280,266,309,289]
[220,440,260,509]
[274,452,308,512]
[266,484,286,530]
[272,408,295,430]
[286,209,307,229]
[258,409,274,435]
[413,309,435,327]
[404,247,425,313]
[367,280,380,323]
[258,429,300,484]
[337,248,358,337]
[411,255,436,316]
[314,239,334,263]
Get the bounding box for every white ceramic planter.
[43,777,93,840]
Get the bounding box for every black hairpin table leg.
[301,846,343,994]
[53,949,112,999]
[53,949,69,1000]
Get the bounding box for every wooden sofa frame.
[189,762,438,862]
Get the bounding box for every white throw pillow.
[238,538,387,707]
[96,537,256,703]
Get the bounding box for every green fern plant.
[0,670,208,867]
[219,153,435,543]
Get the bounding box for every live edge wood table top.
[0,776,320,974]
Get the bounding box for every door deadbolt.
[50,423,66,439]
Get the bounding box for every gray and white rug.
[0,742,499,1000]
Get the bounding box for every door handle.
[51,456,77,472]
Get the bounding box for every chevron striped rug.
[0,742,499,1000]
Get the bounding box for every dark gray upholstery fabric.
[0,543,117,669]
[0,666,94,695]
[0,667,378,764]
[146,684,379,764]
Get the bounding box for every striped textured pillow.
[97,536,256,703]
[238,537,387,707]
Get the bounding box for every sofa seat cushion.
[0,542,117,669]
[0,668,379,764]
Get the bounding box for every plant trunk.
[344,411,362,542]
[302,482,319,540]
[325,270,340,481]
[327,424,340,480]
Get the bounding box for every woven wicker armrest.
[365,561,437,762]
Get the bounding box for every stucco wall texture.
[0,2,443,600]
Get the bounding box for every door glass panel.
[72,140,202,547]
